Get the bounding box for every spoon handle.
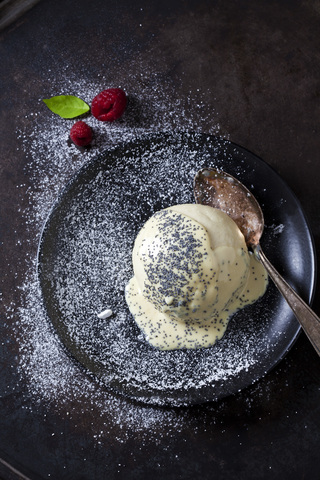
[253,244,320,356]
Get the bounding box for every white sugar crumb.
[269,223,285,235]
[5,70,275,440]
[97,309,113,319]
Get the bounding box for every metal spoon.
[194,167,320,356]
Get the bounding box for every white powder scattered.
[36,133,274,408]
[7,74,227,440]
[268,223,285,235]
[6,71,277,442]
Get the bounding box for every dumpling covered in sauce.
[125,204,268,350]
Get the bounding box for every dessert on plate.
[125,204,268,350]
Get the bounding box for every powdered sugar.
[9,75,226,436]
[6,72,294,437]
[267,223,285,235]
[37,131,280,405]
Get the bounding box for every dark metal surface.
[1,0,320,478]
[0,0,40,31]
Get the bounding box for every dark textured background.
[1,0,320,478]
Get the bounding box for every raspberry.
[91,88,127,122]
[70,121,93,146]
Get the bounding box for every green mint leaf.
[42,95,90,118]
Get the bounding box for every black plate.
[38,132,316,406]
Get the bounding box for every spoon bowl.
[194,167,320,357]
[194,168,264,247]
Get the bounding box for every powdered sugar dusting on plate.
[8,74,226,437]
[7,68,290,444]
[37,132,274,407]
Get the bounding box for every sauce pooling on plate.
[125,204,268,350]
